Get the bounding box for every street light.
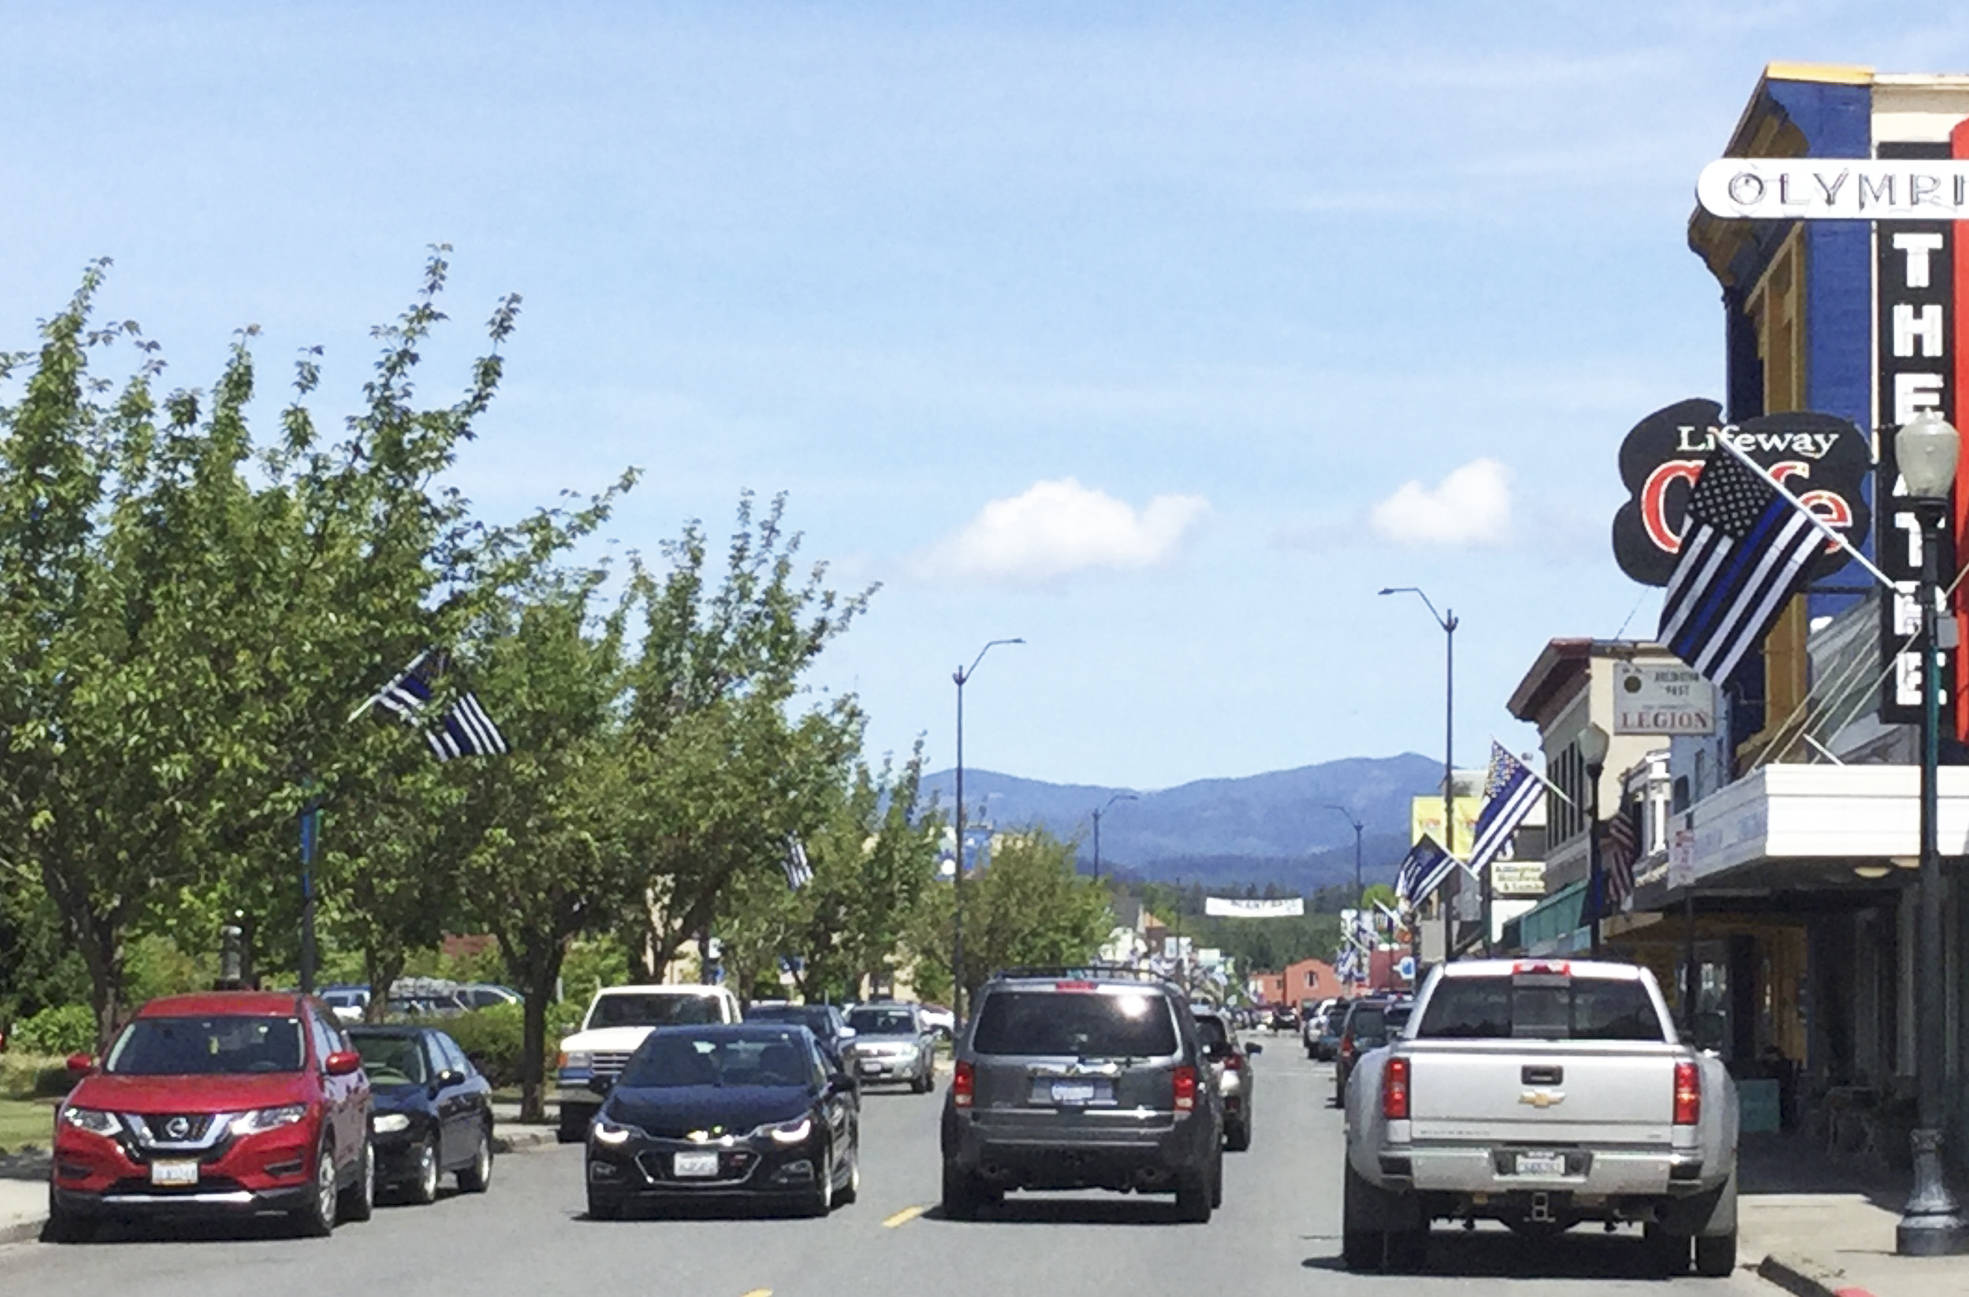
[1319,804,1365,901]
[953,637,1023,1026]
[1091,792,1138,882]
[1380,586,1463,960]
[1894,411,1967,1256]
[1579,721,1611,959]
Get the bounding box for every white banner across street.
[1202,896,1304,918]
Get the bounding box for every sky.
[6,2,1967,793]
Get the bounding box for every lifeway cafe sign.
[1612,399,1871,588]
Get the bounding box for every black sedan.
[348,1024,495,1204]
[584,1024,859,1219]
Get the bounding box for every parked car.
[1191,1006,1261,1151]
[583,1023,860,1219]
[321,986,371,1025]
[453,984,522,1010]
[1269,1004,1297,1033]
[1304,998,1344,1061]
[46,991,374,1240]
[940,966,1224,1222]
[1341,959,1740,1277]
[555,984,744,1142]
[1333,996,1413,1107]
[346,1025,494,1204]
[844,1003,937,1092]
[919,1003,956,1039]
[744,1003,860,1098]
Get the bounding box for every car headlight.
[230,1105,308,1136]
[761,1116,812,1144]
[591,1118,637,1145]
[371,1113,411,1134]
[61,1106,120,1137]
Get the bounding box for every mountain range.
[918,753,1441,895]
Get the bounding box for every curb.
[0,1217,46,1246]
[1756,1252,1878,1297]
[490,1126,559,1154]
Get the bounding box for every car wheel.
[407,1135,441,1205]
[458,1124,494,1193]
[1386,1226,1429,1272]
[1694,1229,1737,1277]
[941,1159,980,1221]
[1642,1223,1690,1275]
[339,1138,375,1222]
[293,1140,338,1237]
[837,1141,860,1205]
[1341,1228,1382,1271]
[586,1189,622,1221]
[1210,1148,1225,1209]
[1225,1119,1252,1153]
[557,1105,592,1144]
[804,1142,835,1217]
[41,1192,96,1244]
[1175,1166,1213,1223]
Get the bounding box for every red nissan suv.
[47,991,374,1240]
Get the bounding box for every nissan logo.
[165,1117,191,1139]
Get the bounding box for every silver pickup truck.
[1341,958,1738,1277]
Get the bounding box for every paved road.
[0,1041,1766,1295]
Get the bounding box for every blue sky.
[6,2,1965,791]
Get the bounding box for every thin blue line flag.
[372,650,509,761]
[1468,741,1541,877]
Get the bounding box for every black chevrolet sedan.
[348,1024,495,1204]
[585,1024,859,1219]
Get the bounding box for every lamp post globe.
[1897,411,1961,502]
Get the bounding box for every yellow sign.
[1410,795,1482,858]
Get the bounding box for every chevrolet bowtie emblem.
[1519,1089,1565,1109]
[687,1130,710,1143]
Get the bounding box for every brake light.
[1054,981,1097,991]
[953,1061,975,1108]
[1223,1052,1244,1072]
[1512,961,1572,976]
[1172,1065,1198,1113]
[1339,1034,1355,1059]
[1673,1062,1700,1125]
[1382,1056,1410,1120]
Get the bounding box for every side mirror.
[838,1026,857,1041]
[324,1050,363,1077]
[1246,1042,1264,1056]
[65,1052,96,1077]
[586,1074,614,1095]
[827,1073,857,1096]
[436,1068,466,1088]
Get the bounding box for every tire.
[293,1140,338,1237]
[1694,1229,1737,1277]
[1643,1223,1691,1276]
[586,1190,622,1221]
[557,1105,592,1144]
[339,1138,374,1222]
[404,1135,439,1205]
[1175,1166,1213,1223]
[837,1141,860,1205]
[1386,1227,1429,1272]
[804,1141,835,1217]
[1210,1149,1225,1209]
[912,1069,933,1095]
[1225,1119,1252,1152]
[1342,1228,1383,1271]
[1342,1157,1386,1270]
[457,1125,494,1193]
[941,1160,980,1221]
[41,1194,96,1244]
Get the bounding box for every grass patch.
[0,1096,60,1153]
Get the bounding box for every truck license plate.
[1050,1080,1098,1105]
[673,1151,720,1178]
[150,1159,199,1187]
[1513,1151,1567,1177]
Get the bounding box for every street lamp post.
[1091,792,1138,882]
[1894,411,1967,1257]
[1320,804,1365,900]
[1579,722,1611,959]
[1381,587,1463,963]
[953,637,1023,1026]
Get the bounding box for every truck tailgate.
[1402,1040,1680,1144]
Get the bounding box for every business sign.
[1667,829,1695,892]
[1612,662,1716,735]
[1491,861,1546,897]
[1612,399,1870,587]
[1202,896,1305,918]
[1876,140,1958,728]
[1697,158,1969,221]
[1410,795,1482,858]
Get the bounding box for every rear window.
[972,990,1179,1058]
[1417,976,1665,1041]
[1193,1016,1229,1046]
[1347,1007,1385,1036]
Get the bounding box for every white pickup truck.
[554,984,743,1141]
[1342,959,1739,1277]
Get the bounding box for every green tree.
[911,829,1112,1004]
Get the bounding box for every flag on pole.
[1395,835,1458,906]
[1468,741,1542,877]
[1602,809,1640,907]
[782,835,814,891]
[369,650,509,760]
[1658,450,1828,685]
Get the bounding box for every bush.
[444,1004,533,1088]
[13,1004,96,1055]
[0,1053,72,1100]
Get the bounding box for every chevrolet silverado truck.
[1342,959,1738,1277]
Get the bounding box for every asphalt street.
[0,1041,1768,1296]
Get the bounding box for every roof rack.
[989,963,1180,987]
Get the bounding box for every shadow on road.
[926,1196,1195,1227]
[1301,1227,1677,1281]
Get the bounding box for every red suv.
[47,991,374,1240]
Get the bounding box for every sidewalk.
[1738,1132,1969,1297]
[0,1108,560,1246]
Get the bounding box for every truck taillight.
[953,1061,975,1108]
[1339,1035,1355,1059]
[1173,1065,1198,1113]
[1673,1062,1700,1125]
[1382,1056,1410,1119]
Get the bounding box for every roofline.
[1505,639,1671,723]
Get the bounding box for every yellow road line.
[739,1289,772,1297]
[882,1204,928,1229]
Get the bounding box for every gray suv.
[939,966,1225,1222]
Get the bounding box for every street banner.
[1203,896,1304,918]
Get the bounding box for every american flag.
[1468,742,1542,878]
[370,650,508,760]
[1658,449,1825,685]
[1602,809,1640,908]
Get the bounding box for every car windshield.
[619,1029,812,1088]
[847,1007,916,1036]
[972,990,1179,1058]
[747,1006,832,1035]
[350,1033,428,1084]
[1417,975,1665,1041]
[589,994,720,1028]
[105,1016,304,1075]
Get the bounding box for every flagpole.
[348,648,430,724]
[1708,431,1894,590]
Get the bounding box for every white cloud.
[1369,458,1513,547]
[920,478,1208,582]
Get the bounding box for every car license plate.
[1050,1080,1098,1105]
[1513,1151,1567,1177]
[150,1159,199,1187]
[673,1151,720,1178]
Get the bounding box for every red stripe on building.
[1953,116,1969,740]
